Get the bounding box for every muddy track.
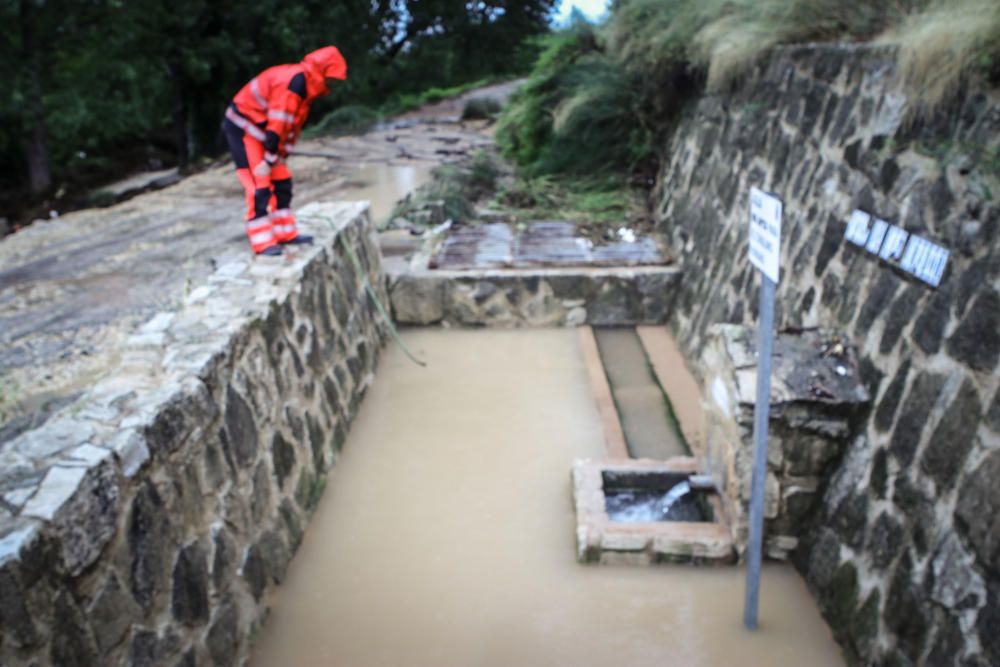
[0,81,520,443]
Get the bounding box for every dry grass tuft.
[609,0,997,111]
[892,0,1000,116]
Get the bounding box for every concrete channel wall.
[0,202,386,666]
[655,44,1000,664]
[390,266,682,327]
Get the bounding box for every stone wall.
[0,202,387,666]
[390,266,681,327]
[654,44,1000,664]
[700,325,869,561]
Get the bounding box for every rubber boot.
[281,234,314,245]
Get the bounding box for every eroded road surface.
[0,82,519,443]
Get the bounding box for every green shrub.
[461,97,503,120]
[381,77,498,116]
[304,105,380,138]
[497,23,652,178]
[391,151,503,225]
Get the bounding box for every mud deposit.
[251,329,843,667]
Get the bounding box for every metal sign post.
[743,186,782,630]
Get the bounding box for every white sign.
[748,187,782,284]
[843,209,949,287]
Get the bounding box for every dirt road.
[0,81,519,442]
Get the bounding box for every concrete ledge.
[0,202,387,666]
[389,265,683,327]
[572,457,734,566]
[699,324,870,560]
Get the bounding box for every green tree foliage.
[499,0,1000,185]
[0,0,554,207]
[496,19,651,179]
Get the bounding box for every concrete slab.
[430,220,669,270]
[572,457,734,565]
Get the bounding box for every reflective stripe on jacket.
[231,46,347,163]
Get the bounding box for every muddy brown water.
[336,163,433,225]
[251,329,843,667]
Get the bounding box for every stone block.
[947,288,1000,372]
[978,585,1000,665]
[0,552,39,648]
[87,572,140,653]
[987,387,1000,433]
[823,561,860,646]
[912,280,954,355]
[928,533,984,609]
[868,511,903,570]
[171,541,210,627]
[50,590,99,667]
[885,555,929,661]
[10,417,97,462]
[893,474,936,554]
[207,595,240,666]
[242,530,290,601]
[783,434,839,476]
[390,274,446,324]
[128,481,173,611]
[955,449,1000,576]
[250,461,274,526]
[20,466,88,522]
[588,278,638,325]
[888,371,946,466]
[279,499,304,551]
[874,360,910,433]
[224,386,259,468]
[849,590,881,661]
[271,432,296,489]
[23,458,120,576]
[210,523,237,594]
[920,378,981,492]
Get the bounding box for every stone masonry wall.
[700,325,870,561]
[654,44,1000,664]
[0,202,386,666]
[390,266,681,327]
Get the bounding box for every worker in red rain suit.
[222,46,347,255]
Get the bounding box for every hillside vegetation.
[498,0,1000,187]
[1,1,554,225]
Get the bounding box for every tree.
[0,0,557,211]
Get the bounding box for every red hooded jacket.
[232,46,347,163]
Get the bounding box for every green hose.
[303,214,427,367]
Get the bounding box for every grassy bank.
[496,0,999,196]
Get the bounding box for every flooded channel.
[251,329,843,667]
[595,327,687,459]
[335,162,433,225]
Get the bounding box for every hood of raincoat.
[302,46,348,97]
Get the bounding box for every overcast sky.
[554,0,609,25]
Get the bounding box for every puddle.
[251,329,843,667]
[594,328,687,459]
[336,162,433,226]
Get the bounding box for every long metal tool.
[304,213,427,368]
